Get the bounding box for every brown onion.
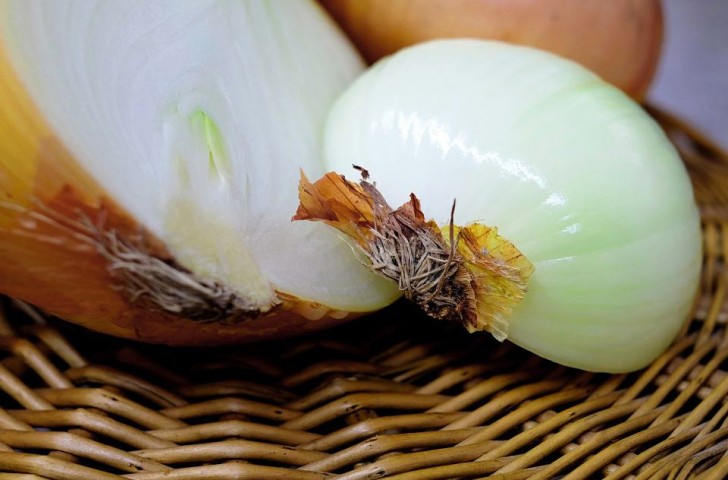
[320,0,663,99]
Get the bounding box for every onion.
[0,3,701,371]
[319,0,663,99]
[0,0,400,344]
[298,40,701,373]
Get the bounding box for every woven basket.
[0,108,727,479]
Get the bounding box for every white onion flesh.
[1,0,399,312]
[323,40,701,372]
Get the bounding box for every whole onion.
[320,0,664,99]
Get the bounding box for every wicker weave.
[0,110,727,479]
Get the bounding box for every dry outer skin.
[294,169,534,340]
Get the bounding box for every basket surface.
[0,111,727,479]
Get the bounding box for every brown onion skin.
[320,0,663,99]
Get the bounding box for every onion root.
[294,168,534,340]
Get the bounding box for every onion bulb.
[0,0,400,344]
[319,0,663,99]
[297,40,701,373]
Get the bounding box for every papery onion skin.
[0,1,381,345]
[320,0,663,99]
[322,40,701,373]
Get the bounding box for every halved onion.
[0,0,399,344]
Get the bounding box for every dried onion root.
[295,168,534,341]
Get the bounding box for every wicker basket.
[0,109,727,479]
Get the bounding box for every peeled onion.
[317,40,701,373]
[320,0,663,99]
[0,0,399,344]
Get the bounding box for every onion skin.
[320,0,663,99]
[0,41,355,346]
